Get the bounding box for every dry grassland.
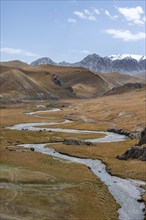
[0,103,119,220]
[0,88,145,220]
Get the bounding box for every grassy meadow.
[0,88,145,220]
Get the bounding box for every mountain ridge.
[31,54,146,75]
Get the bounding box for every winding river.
[7,108,146,220]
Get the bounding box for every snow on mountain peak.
[109,54,146,62]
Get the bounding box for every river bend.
[6,108,146,220]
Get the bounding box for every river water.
[6,108,146,220]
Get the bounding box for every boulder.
[117,146,146,161]
[107,128,141,139]
[138,127,146,146]
[6,146,35,152]
[63,138,94,146]
[52,75,62,86]
[107,128,130,137]
[129,131,141,139]
[139,150,146,161]
[52,75,74,93]
[115,127,146,161]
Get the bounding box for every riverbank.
[19,143,145,220]
[0,98,146,220]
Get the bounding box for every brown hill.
[0,62,112,103]
[98,72,144,87]
[105,83,146,96]
[134,72,146,79]
[0,61,29,75]
[2,61,144,104]
[23,65,112,98]
[59,69,109,97]
[0,60,29,68]
[0,69,57,103]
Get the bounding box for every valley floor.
[0,88,146,220]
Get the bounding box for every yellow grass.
[0,87,146,219]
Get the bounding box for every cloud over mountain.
[0,47,39,57]
[105,29,146,41]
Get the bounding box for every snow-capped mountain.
[109,54,146,62]
[31,54,146,75]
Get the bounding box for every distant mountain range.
[31,54,146,75]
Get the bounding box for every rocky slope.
[117,146,146,161]
[31,57,55,66]
[138,128,146,146]
[117,127,146,161]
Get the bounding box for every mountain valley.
[0,59,146,220]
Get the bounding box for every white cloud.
[80,50,90,54]
[105,29,146,41]
[0,47,39,57]
[118,6,145,24]
[70,49,90,54]
[105,10,118,20]
[74,9,97,21]
[143,16,146,22]
[67,18,76,23]
[105,10,110,16]
[94,8,100,15]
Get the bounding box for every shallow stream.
[6,108,146,220]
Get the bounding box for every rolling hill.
[99,72,144,87]
[104,83,146,96]
[0,69,57,101]
[0,62,112,103]
[1,60,145,104]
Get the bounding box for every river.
[6,108,146,220]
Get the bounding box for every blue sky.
[1,0,146,63]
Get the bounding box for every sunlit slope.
[0,69,56,100]
[98,72,144,87]
[0,62,112,102]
